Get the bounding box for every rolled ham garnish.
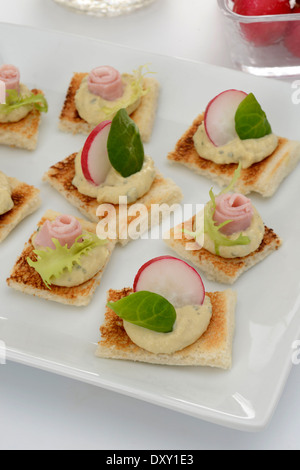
[0,64,20,92]
[88,66,123,101]
[34,215,83,250]
[213,193,254,236]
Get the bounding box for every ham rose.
[34,215,83,250]
[88,66,123,101]
[0,64,20,91]
[213,193,253,236]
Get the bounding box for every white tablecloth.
[0,0,299,450]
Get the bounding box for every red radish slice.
[133,256,205,307]
[81,120,112,186]
[204,89,248,147]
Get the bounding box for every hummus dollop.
[32,229,109,288]
[0,84,33,123]
[0,171,14,216]
[75,74,141,126]
[73,151,156,204]
[194,204,265,259]
[124,296,212,354]
[193,122,278,169]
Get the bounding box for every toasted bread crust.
[168,114,300,197]
[0,89,43,150]
[164,216,282,284]
[59,73,160,142]
[44,153,98,210]
[6,210,115,307]
[0,178,40,242]
[59,73,87,126]
[96,288,237,369]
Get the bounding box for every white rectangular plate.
[0,23,300,432]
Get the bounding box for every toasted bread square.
[0,89,44,150]
[0,177,41,243]
[59,74,160,143]
[95,288,237,370]
[167,114,300,197]
[43,153,183,245]
[163,216,282,285]
[6,210,116,307]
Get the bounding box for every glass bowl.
[53,0,157,17]
[218,0,300,78]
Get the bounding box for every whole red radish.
[284,6,300,57]
[233,0,291,47]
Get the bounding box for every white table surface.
[0,0,299,450]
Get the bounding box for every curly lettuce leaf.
[204,162,250,255]
[100,64,152,118]
[183,162,250,255]
[204,196,250,257]
[27,232,107,289]
[0,89,48,114]
[219,161,242,196]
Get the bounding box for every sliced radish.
[204,89,248,147]
[133,256,205,307]
[81,120,112,186]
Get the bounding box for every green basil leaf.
[107,291,176,333]
[235,93,272,141]
[107,108,144,177]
